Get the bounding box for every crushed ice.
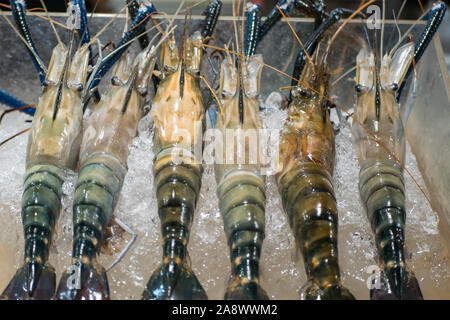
[0,98,448,299]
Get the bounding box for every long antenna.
[330,0,376,46]
[0,128,30,148]
[276,5,314,71]
[39,0,63,48]
[53,31,76,120]
[388,9,428,58]
[392,9,402,49]
[100,21,168,67]
[0,10,47,74]
[201,72,223,115]
[380,0,385,58]
[331,65,356,86]
[87,1,133,47]
[75,0,100,55]
[232,0,240,55]
[0,3,71,30]
[385,0,406,50]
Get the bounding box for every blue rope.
[0,90,35,116]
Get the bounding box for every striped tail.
[359,161,422,300]
[217,169,268,300]
[1,163,63,300]
[279,163,354,300]
[56,154,126,300]
[142,147,207,300]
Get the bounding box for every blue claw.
[259,0,294,41]
[69,0,93,59]
[85,1,157,104]
[245,3,262,57]
[397,1,447,101]
[9,0,46,84]
[201,0,223,40]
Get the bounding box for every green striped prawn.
[275,7,359,300]
[55,39,162,299]
[214,52,268,300]
[211,1,271,300]
[1,42,90,300]
[352,1,446,300]
[142,0,223,300]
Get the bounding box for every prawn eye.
[75,84,84,92]
[137,86,148,97]
[391,83,399,91]
[355,84,365,93]
[300,88,310,97]
[292,86,311,98]
[111,76,122,86]
[43,79,53,88]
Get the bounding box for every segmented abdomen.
[72,154,126,260]
[216,168,265,287]
[278,162,341,287]
[153,147,202,261]
[359,160,406,270]
[22,163,63,264]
